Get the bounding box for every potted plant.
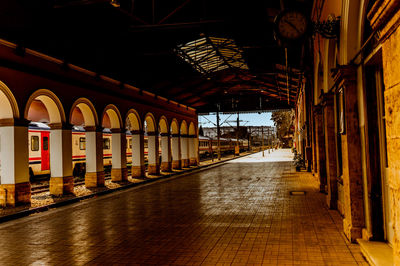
[293,153,305,171]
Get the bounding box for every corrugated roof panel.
[176,36,248,75]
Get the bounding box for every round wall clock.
[274,9,309,42]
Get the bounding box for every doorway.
[365,55,393,244]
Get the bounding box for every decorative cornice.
[111,128,122,133]
[147,131,159,136]
[321,91,335,106]
[368,0,400,30]
[0,118,14,127]
[84,126,103,132]
[332,64,357,86]
[130,130,143,135]
[368,0,400,42]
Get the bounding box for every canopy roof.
[0,0,313,112]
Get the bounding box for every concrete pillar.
[160,133,172,172]
[189,135,197,166]
[49,123,74,195]
[131,130,145,178]
[323,93,338,209]
[315,107,327,193]
[84,126,105,187]
[333,66,364,242]
[111,129,128,182]
[0,119,30,206]
[171,134,181,169]
[180,134,189,168]
[147,132,160,175]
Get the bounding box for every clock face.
[276,10,308,40]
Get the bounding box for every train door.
[41,131,50,171]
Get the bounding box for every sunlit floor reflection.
[0,148,364,265]
[227,148,294,163]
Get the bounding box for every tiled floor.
[0,149,367,265]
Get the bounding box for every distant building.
[202,126,276,146]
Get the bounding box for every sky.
[198,112,274,128]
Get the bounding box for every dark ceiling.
[0,0,313,113]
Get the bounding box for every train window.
[129,139,132,149]
[79,137,86,150]
[103,138,111,150]
[43,137,49,151]
[31,136,39,151]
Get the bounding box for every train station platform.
[0,149,367,265]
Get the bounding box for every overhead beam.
[129,20,223,32]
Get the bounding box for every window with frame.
[43,136,49,151]
[103,138,111,150]
[335,91,343,177]
[31,136,39,151]
[79,137,86,150]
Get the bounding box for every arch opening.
[25,90,66,179]
[0,80,19,120]
[170,119,179,135]
[69,99,99,180]
[180,120,188,135]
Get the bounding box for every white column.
[180,134,189,168]
[195,135,199,164]
[160,133,172,172]
[147,132,160,175]
[188,136,197,166]
[111,129,127,181]
[49,124,73,195]
[0,119,30,206]
[84,126,104,187]
[131,131,145,178]
[171,134,181,169]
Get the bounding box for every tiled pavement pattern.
[0,149,367,265]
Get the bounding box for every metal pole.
[268,124,271,154]
[262,126,264,157]
[236,111,239,156]
[248,127,251,152]
[217,110,221,160]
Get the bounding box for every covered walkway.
[0,150,366,265]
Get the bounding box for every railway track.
[31,173,113,195]
[30,153,248,195]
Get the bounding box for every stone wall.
[369,0,400,263]
[382,20,400,266]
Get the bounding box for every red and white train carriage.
[198,136,249,157]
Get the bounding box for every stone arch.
[24,89,66,125]
[158,116,169,134]
[180,120,188,135]
[70,98,98,127]
[144,113,157,133]
[102,104,122,129]
[0,80,19,121]
[170,119,179,135]
[188,122,196,136]
[126,109,142,131]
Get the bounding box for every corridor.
[0,150,366,265]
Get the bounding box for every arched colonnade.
[0,81,198,206]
